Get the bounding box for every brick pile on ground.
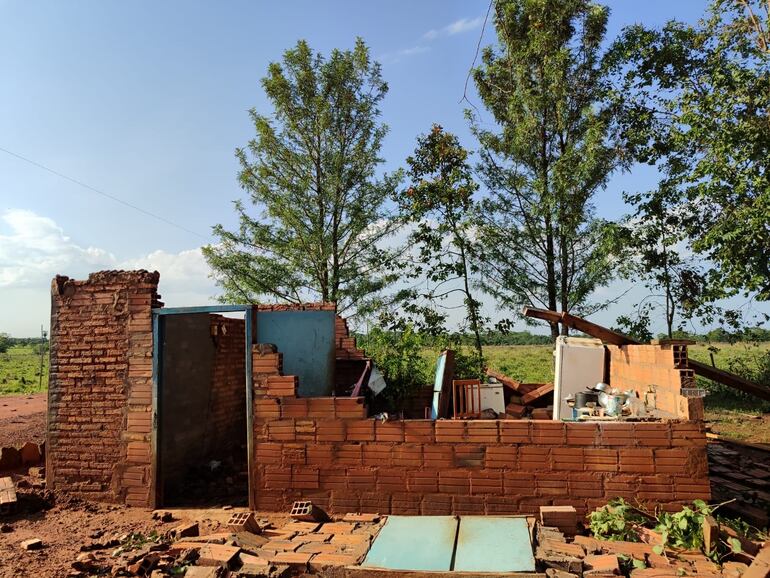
[61,510,384,577]
[535,506,770,578]
[708,440,770,528]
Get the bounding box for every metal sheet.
[454,516,536,572]
[256,310,336,396]
[430,353,447,419]
[362,516,458,571]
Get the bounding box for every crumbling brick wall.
[251,344,710,516]
[205,315,246,457]
[48,270,159,505]
[608,343,703,420]
[334,315,369,394]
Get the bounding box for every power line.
[0,145,209,240]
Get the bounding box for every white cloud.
[0,209,114,288]
[382,14,483,64]
[379,45,432,64]
[423,16,484,40]
[120,247,218,305]
[0,209,220,335]
[399,45,430,57]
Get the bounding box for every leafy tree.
[608,189,714,339]
[394,125,485,376]
[203,39,402,316]
[359,325,429,411]
[0,333,10,354]
[607,0,770,305]
[472,0,621,341]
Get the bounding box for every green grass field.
[0,345,49,395]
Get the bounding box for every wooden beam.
[688,359,770,402]
[522,307,770,402]
[485,369,522,392]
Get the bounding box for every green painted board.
[454,516,536,572]
[362,515,458,571]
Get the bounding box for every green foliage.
[0,334,10,354]
[203,38,402,317]
[393,125,485,376]
[589,499,752,561]
[716,515,770,543]
[588,498,648,542]
[472,0,620,340]
[607,0,770,302]
[359,326,430,410]
[653,500,712,554]
[606,193,714,338]
[0,345,48,395]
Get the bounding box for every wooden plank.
[688,360,770,402]
[702,516,718,555]
[485,369,522,392]
[521,383,554,405]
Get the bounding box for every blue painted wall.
[255,310,335,397]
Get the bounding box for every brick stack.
[607,343,703,419]
[48,270,158,505]
[540,505,579,535]
[253,400,710,515]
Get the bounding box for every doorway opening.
[153,307,252,507]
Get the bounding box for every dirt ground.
[0,394,290,577]
[0,479,289,577]
[0,393,46,448]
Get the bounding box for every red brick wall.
[252,416,709,516]
[251,336,710,515]
[608,344,703,420]
[206,315,246,456]
[47,270,158,506]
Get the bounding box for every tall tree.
[203,39,402,316]
[607,0,770,306]
[472,0,620,340]
[608,187,714,340]
[394,125,485,375]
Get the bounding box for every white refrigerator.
[553,336,606,420]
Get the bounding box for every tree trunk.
[545,218,559,342]
[458,238,484,377]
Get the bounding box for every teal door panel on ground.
[361,515,458,571]
[454,516,536,572]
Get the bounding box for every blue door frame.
[151,305,254,508]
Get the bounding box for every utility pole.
[39,324,47,390]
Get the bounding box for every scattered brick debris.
[708,440,770,528]
[289,500,328,523]
[20,537,43,550]
[0,476,17,515]
[541,505,579,535]
[226,511,261,534]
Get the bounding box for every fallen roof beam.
[522,307,770,402]
[687,359,770,402]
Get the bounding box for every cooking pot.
[574,391,599,408]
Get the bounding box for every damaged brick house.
[47,270,712,515]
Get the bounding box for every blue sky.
[1,0,759,337]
